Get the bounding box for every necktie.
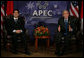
[14,19,18,23]
[64,19,68,35]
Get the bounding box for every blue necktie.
[64,19,68,35]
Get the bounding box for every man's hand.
[15,30,22,34]
[58,25,61,32]
[69,25,73,32]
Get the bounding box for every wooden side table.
[35,36,50,51]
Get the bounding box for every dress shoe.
[11,50,18,54]
[24,51,31,55]
[55,51,64,56]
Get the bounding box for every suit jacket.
[5,16,26,35]
[57,16,78,34]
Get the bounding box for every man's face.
[63,11,69,19]
[13,10,19,18]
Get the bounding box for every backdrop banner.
[14,1,70,42]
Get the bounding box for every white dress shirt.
[13,17,23,33]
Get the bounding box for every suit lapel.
[13,17,19,24]
[62,18,65,28]
[11,18,15,24]
[68,16,70,24]
[17,18,20,23]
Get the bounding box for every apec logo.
[33,1,53,17]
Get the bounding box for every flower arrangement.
[34,26,49,36]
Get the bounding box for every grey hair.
[62,10,69,14]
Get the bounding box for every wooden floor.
[1,44,83,57]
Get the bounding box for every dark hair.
[13,9,19,13]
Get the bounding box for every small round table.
[35,36,50,51]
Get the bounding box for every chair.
[3,15,28,52]
[54,17,83,54]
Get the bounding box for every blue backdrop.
[14,1,70,43]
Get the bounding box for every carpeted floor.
[1,44,83,57]
[1,37,83,57]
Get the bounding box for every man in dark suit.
[55,10,78,56]
[5,9,30,55]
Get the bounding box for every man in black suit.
[5,9,30,55]
[55,10,78,56]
